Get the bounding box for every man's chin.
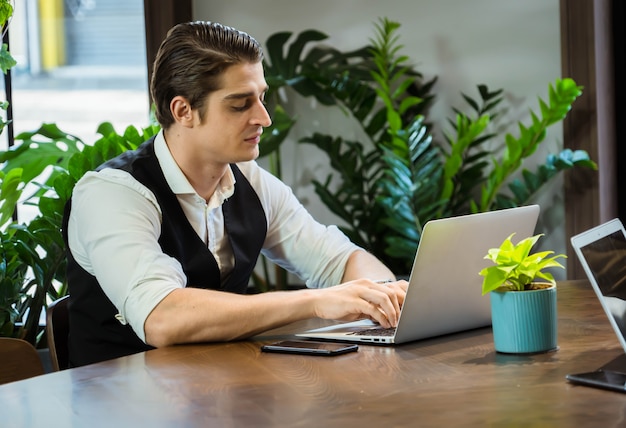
[234,148,259,163]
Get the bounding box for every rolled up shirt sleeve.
[67,169,186,342]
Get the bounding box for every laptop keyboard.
[348,327,397,337]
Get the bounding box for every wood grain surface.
[1,280,625,427]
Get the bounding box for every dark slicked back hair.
[151,21,263,129]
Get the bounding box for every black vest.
[62,138,267,367]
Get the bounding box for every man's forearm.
[342,249,395,283]
[144,287,317,347]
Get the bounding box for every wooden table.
[1,280,626,427]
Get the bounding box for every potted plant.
[479,233,566,354]
[0,122,159,346]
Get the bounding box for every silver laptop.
[570,219,626,352]
[297,204,541,345]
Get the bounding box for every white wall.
[193,0,566,277]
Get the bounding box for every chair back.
[46,295,70,371]
[0,337,45,384]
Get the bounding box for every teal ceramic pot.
[490,285,557,354]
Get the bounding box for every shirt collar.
[154,130,236,206]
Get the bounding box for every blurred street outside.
[7,64,150,146]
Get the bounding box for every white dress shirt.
[67,130,359,341]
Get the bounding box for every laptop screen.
[578,229,626,342]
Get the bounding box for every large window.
[4,0,150,150]
[2,0,150,222]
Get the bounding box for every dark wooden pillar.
[614,1,626,225]
[560,0,616,279]
[143,0,193,103]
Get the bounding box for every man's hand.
[311,279,409,328]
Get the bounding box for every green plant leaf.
[0,43,16,74]
[479,78,585,211]
[0,168,23,227]
[480,233,566,294]
[259,106,295,159]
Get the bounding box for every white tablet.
[568,219,626,392]
[570,218,626,352]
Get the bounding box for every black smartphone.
[261,340,358,356]
[566,369,626,393]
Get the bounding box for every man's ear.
[170,96,194,127]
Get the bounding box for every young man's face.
[192,61,272,165]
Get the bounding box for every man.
[63,21,407,367]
